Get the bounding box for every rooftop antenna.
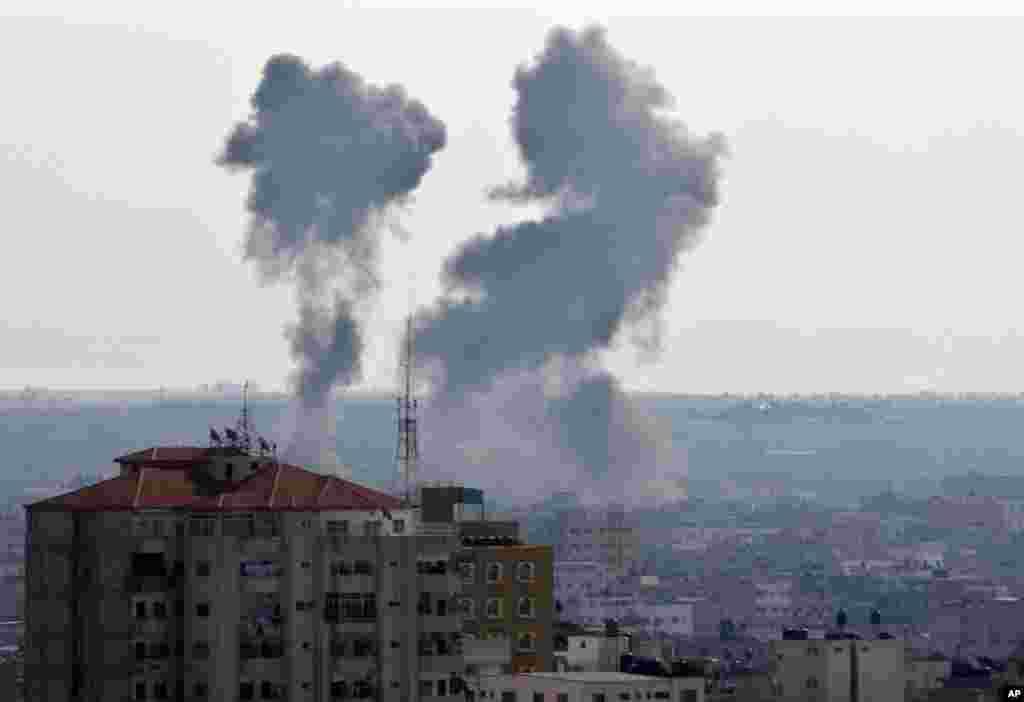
[236,380,254,453]
[395,315,419,507]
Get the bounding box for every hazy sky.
[4,4,1024,394]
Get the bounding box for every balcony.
[125,574,174,593]
[134,616,170,636]
[329,681,376,701]
[240,639,285,660]
[463,637,512,668]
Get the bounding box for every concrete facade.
[24,450,466,702]
[475,671,703,702]
[458,544,554,675]
[770,637,905,702]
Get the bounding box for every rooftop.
[485,672,669,684]
[27,447,401,513]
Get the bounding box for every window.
[806,677,819,689]
[618,695,630,701]
[593,695,606,702]
[175,600,184,617]
[135,681,146,701]
[261,682,273,698]
[196,603,210,617]
[354,560,373,575]
[364,521,382,536]
[300,561,312,569]
[517,562,536,582]
[438,680,448,697]
[517,632,536,652]
[485,598,503,619]
[154,681,168,699]
[190,517,215,537]
[153,601,167,619]
[518,597,536,619]
[534,694,544,702]
[680,693,697,702]
[391,640,400,648]
[193,641,210,659]
[225,465,234,481]
[486,563,503,583]
[327,520,349,535]
[135,641,146,660]
[420,681,433,697]
[301,519,313,529]
[239,682,255,701]
[393,519,405,534]
[502,693,517,702]
[558,695,569,702]
[437,599,448,616]
[460,598,476,618]
[461,563,476,584]
[136,601,147,619]
[196,561,211,577]
[193,682,208,698]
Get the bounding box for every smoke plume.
[219,54,445,469]
[416,26,721,504]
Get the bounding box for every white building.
[475,671,704,702]
[633,603,694,638]
[555,633,631,673]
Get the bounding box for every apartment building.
[770,634,905,702]
[458,543,554,675]
[414,485,555,677]
[23,443,464,702]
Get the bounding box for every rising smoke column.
[416,26,721,503]
[219,54,446,468]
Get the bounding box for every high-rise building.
[23,442,464,702]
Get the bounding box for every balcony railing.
[125,574,174,593]
[329,682,376,700]
[239,639,284,660]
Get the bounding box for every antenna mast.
[395,317,419,506]
[237,380,253,453]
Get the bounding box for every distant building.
[555,507,638,577]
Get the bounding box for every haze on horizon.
[4,5,1024,396]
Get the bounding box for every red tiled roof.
[29,448,401,513]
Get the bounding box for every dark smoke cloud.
[416,26,721,504]
[219,54,445,468]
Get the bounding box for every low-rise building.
[474,671,704,702]
[770,634,905,702]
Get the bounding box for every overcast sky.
[3,4,1024,394]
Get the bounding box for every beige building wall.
[770,638,904,702]
[25,505,461,702]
